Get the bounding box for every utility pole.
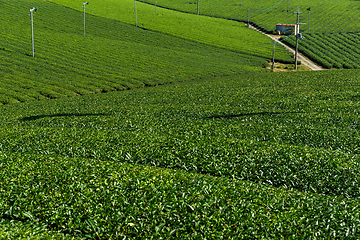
[247,8,249,28]
[294,8,305,70]
[271,40,276,70]
[30,7,38,58]
[307,7,310,34]
[287,0,289,12]
[135,0,138,27]
[83,2,89,36]
[197,0,199,15]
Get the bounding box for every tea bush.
[283,33,360,69]
[2,69,360,238]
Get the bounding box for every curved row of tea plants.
[1,152,360,239]
[283,33,360,69]
[0,0,279,105]
[137,0,360,34]
[2,69,360,237]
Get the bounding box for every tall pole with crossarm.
[247,8,249,27]
[271,40,276,70]
[287,0,289,12]
[83,2,89,36]
[135,0,138,27]
[197,0,199,15]
[294,9,305,70]
[155,0,157,15]
[30,7,38,58]
[294,10,300,70]
[307,7,310,34]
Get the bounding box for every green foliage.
[1,0,275,105]
[137,0,360,34]
[283,33,360,69]
[3,0,360,238]
[2,70,360,237]
[49,0,293,62]
[2,153,360,239]
[0,219,75,239]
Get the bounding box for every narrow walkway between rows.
[249,24,324,71]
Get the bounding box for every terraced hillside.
[1,0,295,105]
[283,32,360,69]
[132,0,360,70]
[52,0,360,70]
[137,0,360,34]
[49,0,293,60]
[2,70,360,238]
[4,0,360,239]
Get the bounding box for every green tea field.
[48,0,293,60]
[2,0,360,239]
[283,32,360,69]
[2,70,360,238]
[137,0,360,34]
[1,0,296,105]
[128,0,360,69]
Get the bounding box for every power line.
[248,0,284,12]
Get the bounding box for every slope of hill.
[48,0,293,61]
[0,0,298,105]
[4,0,360,239]
[1,69,360,238]
[137,0,360,34]
[51,0,360,70]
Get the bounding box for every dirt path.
[249,24,324,71]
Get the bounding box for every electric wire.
[249,0,284,13]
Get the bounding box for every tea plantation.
[48,0,293,60]
[0,0,296,105]
[2,69,360,238]
[137,0,360,34]
[283,32,360,69]
[129,0,360,69]
[3,0,360,239]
